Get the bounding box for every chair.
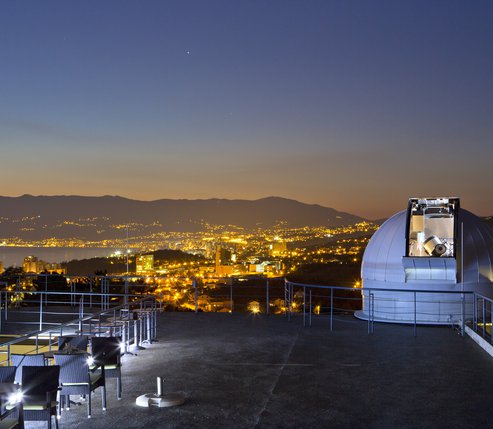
[54,354,106,418]
[57,335,89,351]
[0,367,17,383]
[10,355,45,385]
[0,400,23,429]
[20,366,59,429]
[0,366,23,429]
[91,336,122,399]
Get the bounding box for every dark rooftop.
[18,312,493,428]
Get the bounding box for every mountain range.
[0,195,364,240]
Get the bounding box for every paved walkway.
[18,312,493,428]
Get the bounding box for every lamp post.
[125,226,129,305]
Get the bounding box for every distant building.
[23,256,44,274]
[23,256,66,274]
[203,241,215,259]
[215,246,232,266]
[269,241,287,256]
[44,263,66,275]
[248,261,281,274]
[216,265,234,276]
[215,246,232,275]
[136,254,154,274]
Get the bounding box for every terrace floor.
[13,312,493,428]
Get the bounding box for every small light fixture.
[8,391,23,404]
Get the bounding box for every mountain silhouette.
[0,195,364,240]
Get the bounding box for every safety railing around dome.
[0,293,159,365]
[471,293,493,343]
[0,274,476,338]
[284,280,474,337]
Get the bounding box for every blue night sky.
[1,1,492,219]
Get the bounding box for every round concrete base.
[136,393,185,408]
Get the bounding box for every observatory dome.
[357,198,493,324]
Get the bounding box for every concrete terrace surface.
[19,312,493,429]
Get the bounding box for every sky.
[1,0,492,220]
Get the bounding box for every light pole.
[125,226,129,305]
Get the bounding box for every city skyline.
[1,1,492,219]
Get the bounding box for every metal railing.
[1,273,484,340]
[472,292,493,342]
[0,294,159,365]
[284,280,474,337]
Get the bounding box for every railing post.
[4,290,8,321]
[414,291,417,337]
[371,291,375,333]
[122,320,128,354]
[368,290,375,334]
[113,308,117,337]
[287,282,291,322]
[284,280,288,318]
[289,283,294,320]
[153,300,157,340]
[105,278,109,310]
[133,319,138,349]
[473,293,477,332]
[146,310,151,342]
[193,278,198,314]
[303,286,306,327]
[309,288,312,327]
[73,282,76,308]
[490,301,493,344]
[266,279,269,316]
[125,275,129,306]
[330,287,334,332]
[39,292,43,331]
[101,279,104,311]
[483,298,486,338]
[45,274,48,307]
[139,312,144,346]
[461,293,465,337]
[230,281,233,314]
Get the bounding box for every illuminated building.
[269,241,287,256]
[215,246,231,266]
[44,263,66,275]
[23,256,44,273]
[215,246,232,275]
[357,197,493,324]
[22,256,65,274]
[136,254,154,274]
